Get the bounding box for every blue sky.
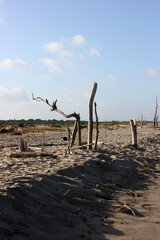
[0,0,160,121]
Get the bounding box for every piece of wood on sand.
[8,152,58,158]
[130,119,137,147]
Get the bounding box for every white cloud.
[106,74,118,85]
[43,42,73,58]
[40,58,63,73]
[147,67,160,77]
[0,58,28,69]
[71,35,86,46]
[78,54,85,60]
[0,86,29,103]
[89,48,100,57]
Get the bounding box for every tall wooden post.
[88,82,97,150]
[141,114,143,128]
[77,115,81,146]
[94,102,99,150]
[70,120,78,147]
[130,119,137,147]
[153,96,158,128]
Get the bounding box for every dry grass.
[14,125,66,134]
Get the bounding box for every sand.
[0,124,160,239]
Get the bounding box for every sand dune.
[0,124,160,239]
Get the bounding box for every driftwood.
[70,120,78,147]
[8,152,58,158]
[77,118,81,146]
[69,142,94,151]
[94,102,99,150]
[123,204,137,217]
[88,82,97,150]
[32,93,81,147]
[141,114,143,128]
[65,127,72,155]
[18,139,27,152]
[130,119,137,147]
[153,96,158,128]
[41,134,45,152]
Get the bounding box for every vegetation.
[0,119,88,134]
[0,119,152,128]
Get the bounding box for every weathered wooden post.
[130,119,137,147]
[94,102,99,150]
[153,96,158,128]
[70,120,77,147]
[65,126,72,155]
[19,138,27,152]
[88,82,97,150]
[141,114,143,128]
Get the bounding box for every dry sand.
[0,124,160,239]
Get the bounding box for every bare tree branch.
[32,93,81,146]
[32,93,80,120]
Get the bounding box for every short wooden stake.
[19,139,27,152]
[130,119,137,147]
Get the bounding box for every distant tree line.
[0,119,151,128]
[0,119,88,127]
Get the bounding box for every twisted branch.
[32,93,80,120]
[32,93,81,146]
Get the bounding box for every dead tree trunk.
[153,96,158,128]
[130,119,137,147]
[94,102,99,150]
[88,82,97,150]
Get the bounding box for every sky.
[0,0,160,121]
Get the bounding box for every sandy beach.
[0,124,160,240]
